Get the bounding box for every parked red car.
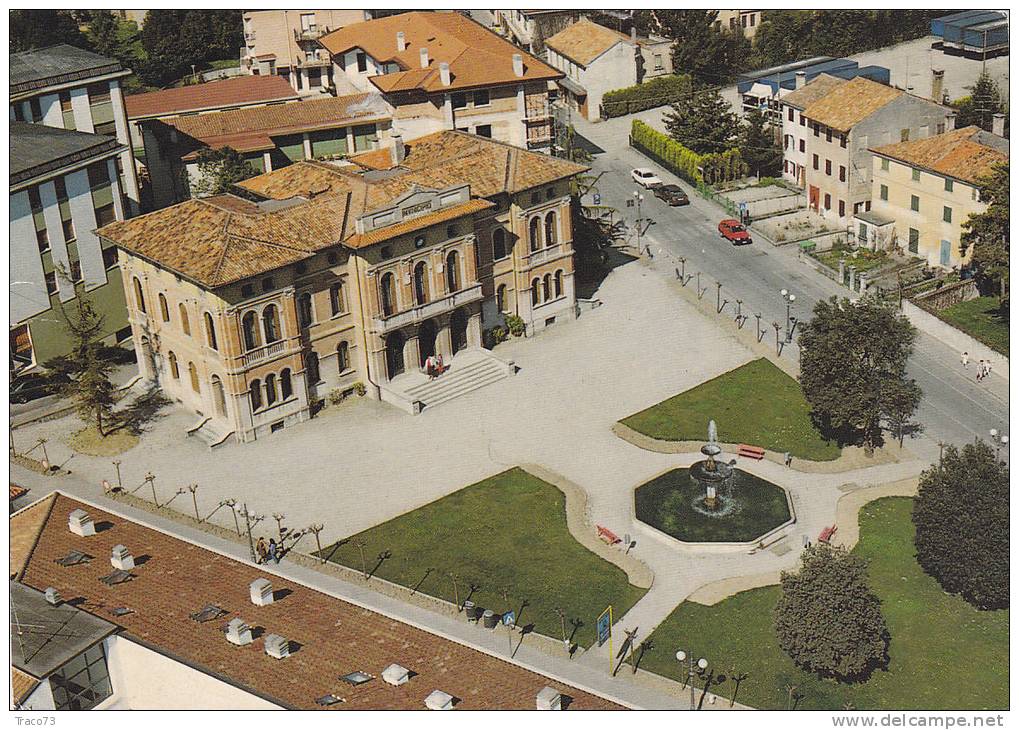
[718,219,752,245]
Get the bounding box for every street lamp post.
[675,650,708,710]
[989,429,1009,459]
[633,191,645,254]
[781,289,796,342]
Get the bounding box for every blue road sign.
[502,611,515,626]
[593,193,601,205]
[596,606,613,647]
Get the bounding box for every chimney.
[264,633,290,659]
[512,53,524,78]
[68,509,96,537]
[420,47,429,68]
[795,71,806,90]
[382,663,411,686]
[396,31,406,52]
[536,686,563,711]
[931,68,944,103]
[250,578,274,607]
[439,61,450,87]
[225,618,253,646]
[110,544,135,571]
[992,113,1005,137]
[390,134,405,166]
[45,587,62,606]
[946,112,957,131]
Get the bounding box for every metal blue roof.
[931,11,988,37]
[933,10,1007,39]
[738,58,863,95]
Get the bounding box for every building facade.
[493,9,582,55]
[98,131,586,442]
[715,10,763,39]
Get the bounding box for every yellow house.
[860,125,1008,269]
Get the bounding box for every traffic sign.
[593,193,601,206]
[502,611,515,626]
[596,606,612,647]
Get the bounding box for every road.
[573,116,1009,463]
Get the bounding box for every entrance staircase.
[382,348,516,413]
[186,416,234,449]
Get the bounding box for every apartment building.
[11,491,621,710]
[139,93,391,209]
[860,124,1007,269]
[97,131,586,442]
[10,122,130,369]
[715,10,763,39]
[319,12,562,153]
[11,44,141,215]
[493,9,582,55]
[787,76,950,226]
[780,74,848,187]
[240,10,369,95]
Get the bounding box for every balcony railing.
[523,243,562,267]
[294,26,329,42]
[298,56,332,68]
[240,340,286,367]
[244,31,256,42]
[373,283,483,334]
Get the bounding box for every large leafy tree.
[739,109,783,178]
[10,9,89,52]
[798,297,921,450]
[953,73,1006,133]
[962,163,1009,302]
[663,87,739,154]
[913,441,1008,610]
[190,147,259,197]
[774,543,889,682]
[138,10,242,87]
[657,10,748,87]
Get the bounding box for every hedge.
[629,119,747,186]
[601,74,692,119]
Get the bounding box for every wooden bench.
[737,444,766,460]
[597,525,622,545]
[818,525,838,544]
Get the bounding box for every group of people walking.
[425,353,446,380]
[961,352,994,382]
[255,536,281,564]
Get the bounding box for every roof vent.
[420,47,429,68]
[382,663,410,686]
[397,31,406,52]
[110,544,135,571]
[439,61,450,87]
[226,618,253,646]
[264,633,290,659]
[390,134,406,166]
[512,53,524,78]
[536,686,562,710]
[44,587,62,606]
[795,71,806,89]
[425,689,454,710]
[68,509,96,537]
[250,578,274,607]
[946,112,957,131]
[992,113,1005,137]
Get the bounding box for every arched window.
[158,293,169,322]
[262,304,280,343]
[496,284,507,312]
[544,211,558,246]
[298,292,313,328]
[337,341,350,373]
[133,277,146,313]
[242,311,260,350]
[306,351,320,384]
[493,228,507,260]
[413,261,429,305]
[188,361,200,393]
[264,373,277,406]
[380,272,396,316]
[542,273,552,302]
[204,312,218,350]
[528,217,541,252]
[445,250,460,293]
[280,369,293,399]
[250,378,262,411]
[330,282,345,315]
[168,351,179,379]
[554,269,563,299]
[531,278,540,306]
[179,303,191,336]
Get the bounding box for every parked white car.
[631,167,663,189]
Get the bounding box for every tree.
[953,73,1006,133]
[798,297,921,450]
[663,87,739,155]
[913,441,1008,609]
[660,10,741,87]
[774,543,889,682]
[739,109,783,178]
[962,163,1009,302]
[138,10,242,87]
[10,10,89,52]
[190,147,259,197]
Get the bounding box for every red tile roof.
[125,75,299,119]
[12,493,624,711]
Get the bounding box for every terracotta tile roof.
[544,18,633,67]
[347,199,495,247]
[320,12,562,93]
[125,76,299,119]
[871,125,1009,185]
[802,76,903,132]
[10,493,55,581]
[781,73,848,110]
[11,668,39,707]
[10,484,28,502]
[13,494,623,711]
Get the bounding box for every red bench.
[737,444,766,460]
[597,525,622,545]
[818,525,838,543]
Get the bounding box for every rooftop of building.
[125,75,300,120]
[12,667,39,707]
[11,492,623,710]
[801,76,904,133]
[320,11,562,93]
[781,73,848,111]
[544,18,634,67]
[871,125,1009,186]
[10,43,126,97]
[10,484,29,503]
[10,121,125,189]
[98,131,587,288]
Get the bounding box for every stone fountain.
[689,420,735,512]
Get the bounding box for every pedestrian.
[977,360,985,382]
[784,451,792,468]
[985,361,993,379]
[267,538,280,564]
[961,351,969,368]
[255,537,268,564]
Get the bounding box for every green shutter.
[273,134,306,163]
[91,184,114,210]
[245,154,265,173]
[90,101,115,126]
[352,124,375,152]
[310,127,348,158]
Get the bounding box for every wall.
[581,42,638,123]
[901,299,1008,380]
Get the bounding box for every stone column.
[849,266,857,292]
[303,133,313,160]
[859,273,868,295]
[467,310,482,347]
[403,334,421,373]
[436,315,453,359]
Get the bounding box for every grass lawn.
[812,245,889,274]
[938,296,1009,356]
[68,426,139,456]
[621,358,840,461]
[317,468,647,647]
[642,498,1008,710]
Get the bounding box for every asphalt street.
[574,119,1009,464]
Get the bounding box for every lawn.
[620,358,840,461]
[938,296,1009,356]
[812,244,889,274]
[641,498,1008,710]
[317,468,647,647]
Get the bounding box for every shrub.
[601,74,693,119]
[327,388,346,405]
[630,120,746,187]
[352,381,367,397]
[505,314,525,337]
[485,326,508,348]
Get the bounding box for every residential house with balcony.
[319,12,562,153]
[787,76,950,226]
[492,9,582,55]
[138,92,392,209]
[859,124,1007,269]
[11,44,141,215]
[780,73,848,188]
[97,130,587,442]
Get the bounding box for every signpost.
[593,193,601,206]
[597,606,613,673]
[503,610,516,653]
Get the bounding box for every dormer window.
[414,236,426,249]
[242,283,254,297]
[446,224,457,238]
[261,277,274,292]
[381,246,392,260]
[296,262,307,275]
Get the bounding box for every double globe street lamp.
[781,289,797,342]
[989,428,1009,459]
[675,649,708,709]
